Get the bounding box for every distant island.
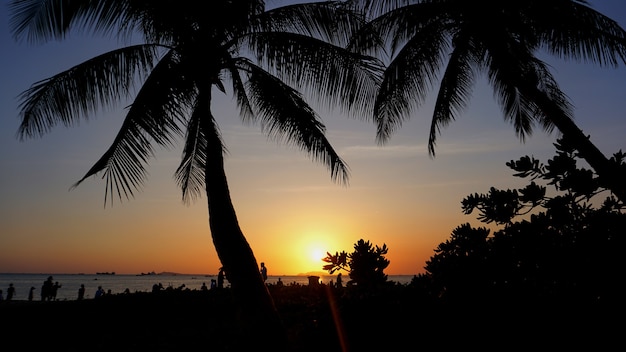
[96,272,116,275]
[136,271,181,276]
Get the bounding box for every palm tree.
[349,0,626,203]
[9,0,381,347]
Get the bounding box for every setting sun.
[281,228,348,274]
[310,247,326,264]
[301,240,331,272]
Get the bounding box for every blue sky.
[1,1,625,275]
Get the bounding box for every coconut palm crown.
[349,0,626,202]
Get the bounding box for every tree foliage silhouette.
[424,139,625,304]
[323,239,390,288]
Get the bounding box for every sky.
[1,1,626,276]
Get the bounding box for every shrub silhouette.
[323,239,390,288]
[423,139,625,305]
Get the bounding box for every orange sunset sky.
[1,1,626,276]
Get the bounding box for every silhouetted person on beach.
[210,279,217,289]
[28,286,35,301]
[260,262,268,282]
[78,284,85,300]
[41,276,54,301]
[0,289,3,301]
[201,282,208,291]
[217,269,225,289]
[6,283,15,301]
[51,281,62,301]
[336,273,343,288]
[95,286,105,298]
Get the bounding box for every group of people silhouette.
[201,268,226,291]
[95,285,106,298]
[41,276,62,301]
[2,265,272,301]
[0,277,105,302]
[0,277,64,302]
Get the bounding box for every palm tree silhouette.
[9,0,381,347]
[350,0,626,202]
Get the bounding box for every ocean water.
[0,273,415,301]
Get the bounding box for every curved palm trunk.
[531,88,626,203]
[202,106,287,349]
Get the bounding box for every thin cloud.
[341,144,426,158]
[258,185,341,194]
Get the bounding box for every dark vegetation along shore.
[1,281,620,352]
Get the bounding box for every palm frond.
[486,46,573,143]
[244,62,350,185]
[259,1,366,47]
[428,39,477,157]
[249,31,383,118]
[375,22,447,144]
[227,58,256,124]
[17,44,160,140]
[347,0,416,19]
[9,0,135,43]
[175,91,211,204]
[71,51,197,205]
[532,0,626,67]
[349,0,450,71]
[487,61,538,142]
[514,60,575,136]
